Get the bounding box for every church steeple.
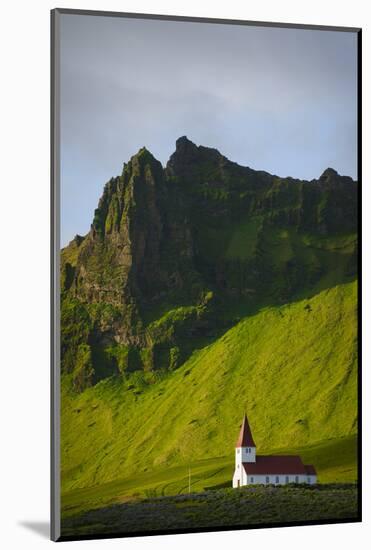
[236,413,256,448]
[235,413,256,465]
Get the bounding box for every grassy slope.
[62,434,357,518]
[61,281,357,506]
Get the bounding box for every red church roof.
[243,455,308,475]
[236,414,256,447]
[304,464,317,475]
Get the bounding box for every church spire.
[236,413,256,447]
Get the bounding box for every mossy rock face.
[60,137,357,392]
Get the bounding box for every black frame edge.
[356,27,362,523]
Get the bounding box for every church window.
[250,477,254,483]
[285,476,289,483]
[266,476,269,483]
[295,476,299,483]
[275,476,279,483]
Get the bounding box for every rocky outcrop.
[61,137,358,390]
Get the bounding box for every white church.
[232,414,317,487]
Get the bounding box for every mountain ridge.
[61,137,357,391]
[65,136,356,250]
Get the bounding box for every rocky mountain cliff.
[61,137,357,391]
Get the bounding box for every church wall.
[242,474,317,485]
[232,468,241,488]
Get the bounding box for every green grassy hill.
[62,434,357,518]
[61,280,357,511]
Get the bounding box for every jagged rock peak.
[131,146,160,165]
[120,146,164,182]
[175,135,199,152]
[166,136,224,178]
[174,135,222,158]
[319,167,339,180]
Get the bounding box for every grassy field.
[61,281,357,495]
[61,483,359,538]
[61,433,357,518]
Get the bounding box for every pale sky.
[60,14,358,246]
